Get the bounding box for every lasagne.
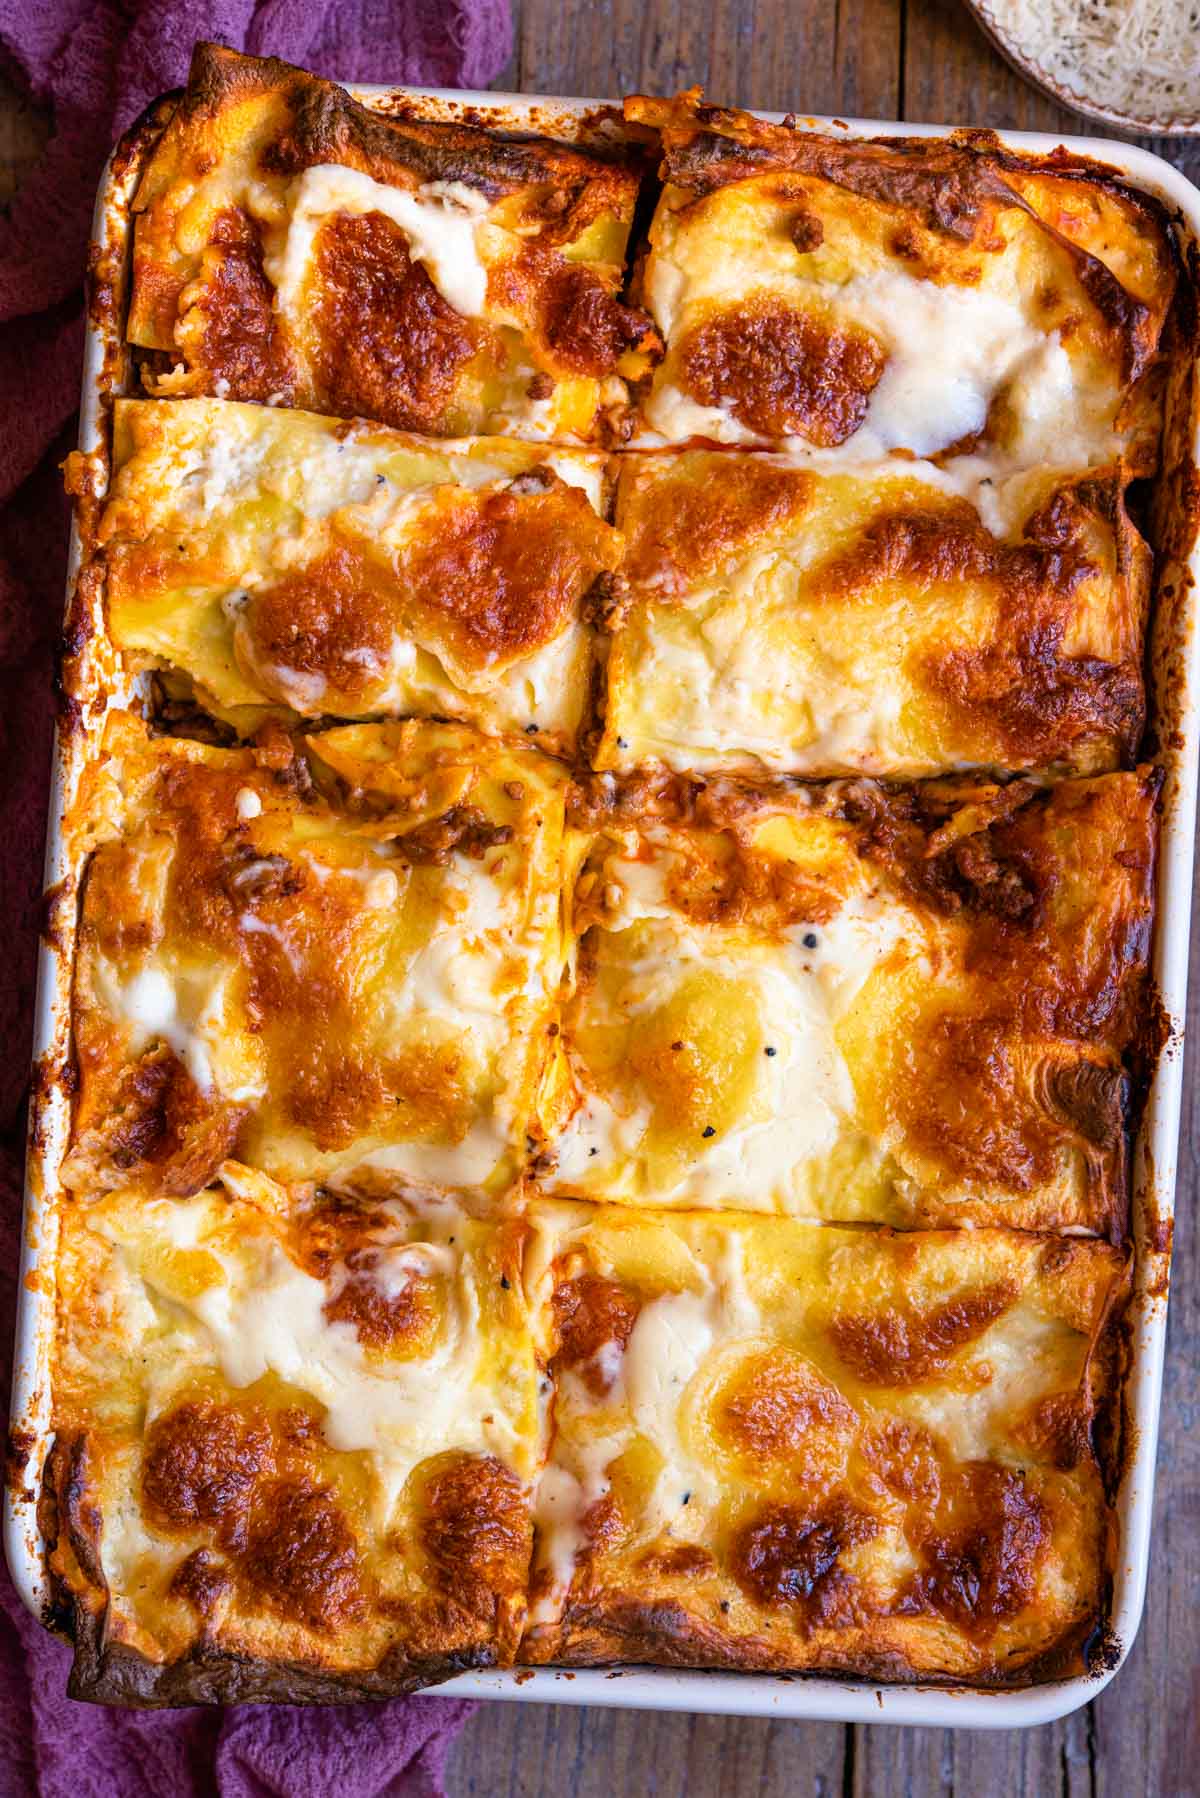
[64,712,569,1197]
[625,93,1177,464]
[99,397,619,752]
[597,450,1148,777]
[539,771,1156,1232]
[45,1173,539,1701]
[128,44,657,442]
[34,51,1185,1708]
[522,1204,1126,1681]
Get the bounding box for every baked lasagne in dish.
[63,712,570,1200]
[100,398,618,752]
[540,770,1156,1233]
[34,45,1189,1704]
[522,1205,1125,1680]
[128,43,657,442]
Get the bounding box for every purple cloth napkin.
[0,1,513,1791]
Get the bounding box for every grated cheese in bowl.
[971,0,1200,131]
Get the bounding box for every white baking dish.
[5,84,1198,1730]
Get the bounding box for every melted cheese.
[126,48,654,442]
[602,448,1142,778]
[532,1231,765,1612]
[645,258,1077,462]
[552,880,917,1208]
[265,165,492,321]
[526,1205,1122,1663]
[67,715,569,1196]
[80,1183,535,1536]
[97,959,266,1105]
[189,1238,497,1521]
[103,399,612,746]
[901,1302,1067,1463]
[634,112,1174,474]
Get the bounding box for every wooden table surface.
[2,4,1196,1792]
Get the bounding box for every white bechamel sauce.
[266,164,491,320]
[112,965,213,1090]
[106,1196,518,1525]
[531,1236,765,1615]
[354,1125,510,1192]
[477,621,586,728]
[529,1463,592,1621]
[184,427,272,515]
[553,891,915,1204]
[101,964,214,1096]
[643,382,755,445]
[363,867,400,910]
[621,597,906,775]
[900,1304,1067,1463]
[101,958,268,1106]
[644,247,1122,470]
[844,270,1046,458]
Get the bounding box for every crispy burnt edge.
[38,1434,493,1708]
[162,41,649,202]
[1144,237,1200,766]
[625,93,1181,388]
[59,92,181,741]
[524,1605,1102,1687]
[125,48,658,402]
[523,1239,1134,1689]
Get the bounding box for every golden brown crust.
[45,1181,542,1702]
[35,65,1187,1712]
[522,1208,1128,1683]
[63,713,569,1196]
[128,45,657,441]
[627,93,1176,381]
[604,452,1150,778]
[676,297,886,444]
[625,93,1178,473]
[100,398,617,752]
[546,771,1157,1231]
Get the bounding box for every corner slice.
[47,1175,538,1702]
[101,398,619,753]
[625,93,1175,467]
[129,44,658,442]
[536,770,1157,1232]
[523,1204,1127,1682]
[597,450,1148,778]
[64,713,569,1197]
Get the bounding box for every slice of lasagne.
[128,44,657,442]
[45,1173,538,1701]
[597,450,1148,777]
[100,397,619,752]
[64,712,569,1197]
[538,770,1156,1232]
[523,1203,1126,1681]
[626,94,1176,466]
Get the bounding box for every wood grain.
[449,1699,849,1797]
[0,12,1194,1794]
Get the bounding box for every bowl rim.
[963,0,1200,136]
